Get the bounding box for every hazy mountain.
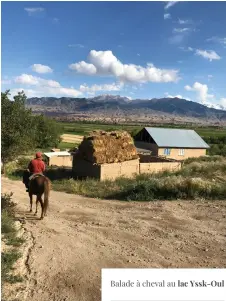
[26,95,226,120]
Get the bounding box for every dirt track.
[2,177,226,301]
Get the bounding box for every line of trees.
[1,90,62,165]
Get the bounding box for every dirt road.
[2,177,226,301]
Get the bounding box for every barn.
[134,127,210,160]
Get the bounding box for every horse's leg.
[35,196,38,216]
[29,193,33,212]
[39,195,44,220]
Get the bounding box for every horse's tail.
[43,178,50,215]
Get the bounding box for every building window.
[164,148,171,155]
[179,149,185,156]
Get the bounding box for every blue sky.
[1,1,226,108]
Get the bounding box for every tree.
[33,115,62,148]
[1,90,63,165]
[1,90,35,164]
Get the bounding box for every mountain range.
[26,95,226,122]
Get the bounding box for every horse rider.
[23,152,46,192]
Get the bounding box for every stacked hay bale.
[75,130,138,164]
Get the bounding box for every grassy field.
[5,156,226,201]
[59,121,226,138]
[57,121,226,155]
[51,156,226,201]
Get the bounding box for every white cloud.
[164,1,179,10]
[179,46,193,52]
[31,64,53,74]
[169,35,184,44]
[69,61,97,75]
[52,18,59,24]
[164,13,171,20]
[206,36,226,47]
[68,44,85,48]
[195,49,221,61]
[79,82,124,93]
[184,82,214,104]
[69,50,180,83]
[164,92,190,100]
[1,79,11,85]
[169,26,193,45]
[220,98,226,107]
[178,19,190,24]
[179,46,220,62]
[14,74,82,97]
[24,7,45,15]
[208,75,213,81]
[173,28,190,33]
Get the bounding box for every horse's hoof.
[34,213,37,216]
[29,210,32,213]
[40,217,44,220]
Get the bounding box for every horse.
[28,175,51,219]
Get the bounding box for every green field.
[57,121,226,155]
[59,121,226,138]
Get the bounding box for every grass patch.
[53,156,226,201]
[1,251,23,283]
[57,141,77,150]
[1,193,24,285]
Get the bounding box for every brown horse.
[28,175,51,219]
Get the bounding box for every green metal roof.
[145,127,210,148]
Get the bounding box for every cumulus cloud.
[69,61,97,75]
[220,98,226,107]
[164,13,171,20]
[195,49,221,61]
[69,50,180,83]
[184,82,214,104]
[14,74,82,97]
[79,82,124,94]
[31,64,53,74]
[164,1,179,10]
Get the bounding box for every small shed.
[44,151,73,167]
[134,127,210,160]
[51,148,61,152]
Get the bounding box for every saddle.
[29,173,45,181]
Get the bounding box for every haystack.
[75,130,138,164]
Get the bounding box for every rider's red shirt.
[28,159,45,174]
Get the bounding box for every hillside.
[26,95,226,124]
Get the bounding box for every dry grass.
[53,156,226,201]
